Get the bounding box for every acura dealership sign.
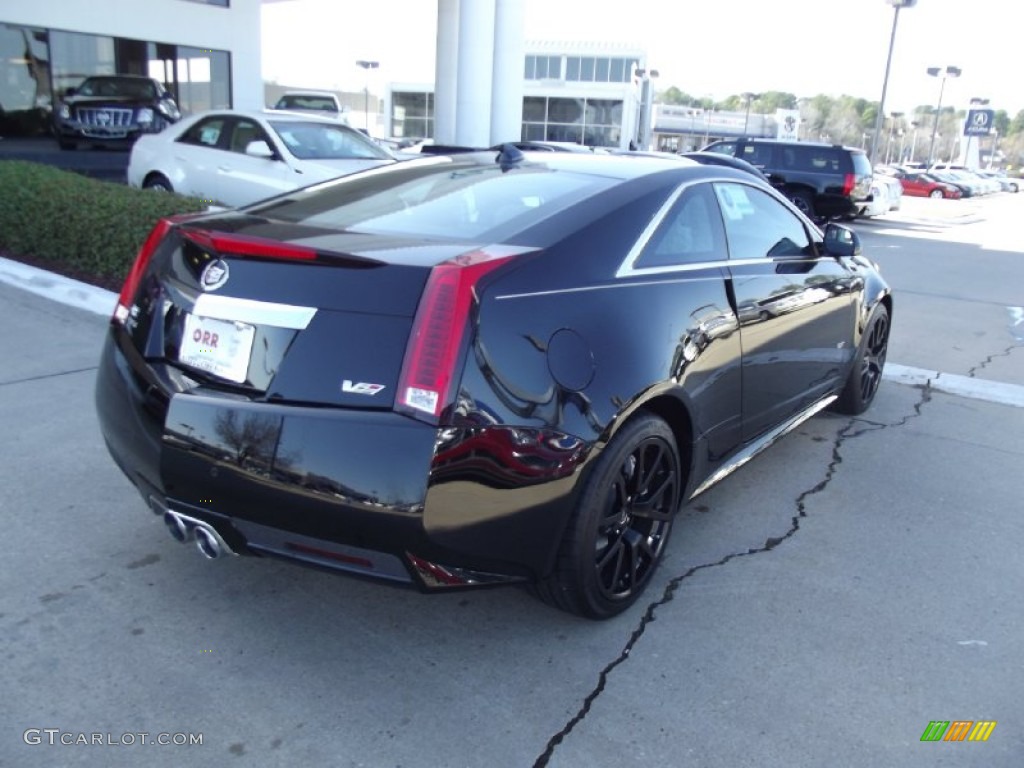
[964,109,994,136]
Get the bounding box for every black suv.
[54,75,181,150]
[702,138,872,219]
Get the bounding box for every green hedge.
[0,160,207,284]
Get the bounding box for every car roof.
[723,137,865,153]
[279,90,338,97]
[185,108,354,126]
[401,148,772,185]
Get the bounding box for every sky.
[261,0,1022,117]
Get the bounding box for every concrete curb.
[0,256,117,317]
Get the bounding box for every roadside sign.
[964,109,994,136]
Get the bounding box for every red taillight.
[395,250,515,423]
[181,229,318,261]
[843,173,856,196]
[114,217,175,324]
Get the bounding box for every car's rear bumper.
[95,328,583,588]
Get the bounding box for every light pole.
[926,65,961,167]
[908,120,920,163]
[885,111,903,164]
[355,59,379,132]
[870,0,917,166]
[742,92,760,136]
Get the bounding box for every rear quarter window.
[849,151,872,177]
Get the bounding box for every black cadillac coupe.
[95,147,891,619]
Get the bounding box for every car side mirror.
[821,222,861,258]
[245,140,276,159]
[65,87,77,98]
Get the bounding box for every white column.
[489,0,524,145]
[433,0,460,144]
[455,0,496,147]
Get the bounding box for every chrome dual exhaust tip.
[157,507,235,559]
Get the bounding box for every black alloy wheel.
[835,304,890,415]
[536,413,682,619]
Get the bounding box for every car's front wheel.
[143,174,173,193]
[536,412,682,619]
[835,303,890,415]
[929,189,943,199]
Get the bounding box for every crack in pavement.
[0,366,98,388]
[532,382,933,768]
[966,344,1019,378]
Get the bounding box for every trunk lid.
[122,213,481,409]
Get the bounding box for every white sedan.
[127,109,395,207]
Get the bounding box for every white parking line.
[2,255,1021,409]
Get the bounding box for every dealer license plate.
[179,314,255,383]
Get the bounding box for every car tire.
[834,303,890,415]
[929,189,943,199]
[535,412,682,619]
[57,138,76,151]
[143,174,173,193]
[786,189,815,218]
[1009,183,1019,193]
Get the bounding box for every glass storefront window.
[522,96,546,122]
[50,30,116,97]
[177,46,231,112]
[390,91,433,139]
[610,58,624,83]
[0,24,52,136]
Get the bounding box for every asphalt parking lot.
[1,194,1022,767]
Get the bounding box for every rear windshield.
[849,150,871,177]
[276,95,338,112]
[251,158,615,242]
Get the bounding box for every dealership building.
[3,0,785,151]
[1,0,262,138]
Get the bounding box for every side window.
[178,117,226,148]
[228,119,267,154]
[740,143,772,167]
[799,147,840,172]
[705,141,737,157]
[713,183,814,260]
[636,183,726,268]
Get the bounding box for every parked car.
[96,149,891,619]
[680,151,770,181]
[928,170,975,198]
[858,173,902,217]
[897,171,962,199]
[54,74,181,150]
[270,90,347,121]
[701,138,873,220]
[882,174,902,211]
[976,169,1019,193]
[127,109,395,207]
[494,140,595,153]
[931,167,998,195]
